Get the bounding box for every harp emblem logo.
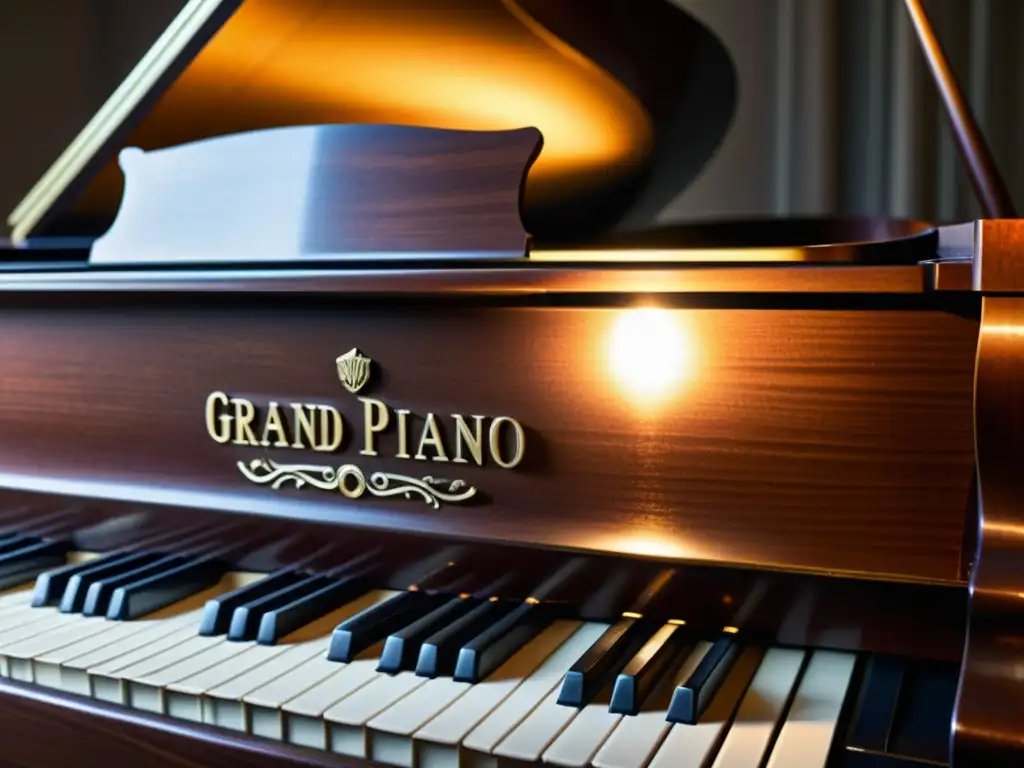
[336,348,372,393]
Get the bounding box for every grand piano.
[0,1,1020,766]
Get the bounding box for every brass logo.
[205,350,527,510]
[336,348,372,393]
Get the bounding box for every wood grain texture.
[0,292,978,583]
[0,677,370,768]
[974,218,1024,292]
[90,125,542,264]
[954,296,1024,766]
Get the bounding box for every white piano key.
[0,610,80,675]
[54,572,247,678]
[43,610,200,693]
[460,622,609,756]
[242,590,396,740]
[0,606,67,644]
[282,658,381,751]
[376,621,593,768]
[176,589,389,727]
[245,652,356,740]
[492,685,581,763]
[130,635,246,716]
[541,699,622,768]
[648,647,765,768]
[116,634,230,712]
[0,591,35,612]
[1,615,117,682]
[80,573,259,703]
[764,650,856,768]
[593,641,756,768]
[324,671,428,760]
[204,641,327,731]
[366,677,473,768]
[85,623,199,703]
[710,647,807,768]
[165,643,292,723]
[413,620,593,768]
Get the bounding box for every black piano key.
[0,539,70,573]
[35,551,154,608]
[0,535,39,556]
[609,623,692,716]
[379,596,480,674]
[453,601,560,683]
[106,555,229,620]
[665,635,741,724]
[0,540,72,590]
[845,655,905,753]
[328,591,444,663]
[198,569,307,636]
[414,599,512,678]
[557,617,657,708]
[255,573,369,645]
[887,662,959,763]
[81,554,191,617]
[227,574,332,642]
[59,551,166,613]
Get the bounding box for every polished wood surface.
[973,218,1024,292]
[90,125,542,264]
[954,296,1024,766]
[0,287,978,583]
[0,262,954,294]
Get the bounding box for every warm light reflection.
[982,325,1024,337]
[602,534,697,560]
[608,308,693,404]
[99,0,651,213]
[533,248,808,263]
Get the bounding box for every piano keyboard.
[0,554,958,768]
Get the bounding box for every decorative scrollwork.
[237,458,477,510]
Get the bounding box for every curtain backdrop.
[657,0,1024,225]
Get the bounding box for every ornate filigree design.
[237,458,477,510]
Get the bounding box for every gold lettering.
[259,402,291,448]
[395,409,412,459]
[415,413,449,462]
[291,404,318,449]
[452,414,484,465]
[360,397,389,456]
[231,397,259,446]
[315,406,343,451]
[205,391,231,444]
[489,416,525,468]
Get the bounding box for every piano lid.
[6,0,736,247]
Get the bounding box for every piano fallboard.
[0,265,978,584]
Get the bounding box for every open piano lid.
[6,0,748,260]
[2,0,993,267]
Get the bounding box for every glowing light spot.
[608,308,693,403]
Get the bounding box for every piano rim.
[0,261,958,295]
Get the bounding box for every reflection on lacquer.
[607,307,694,406]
